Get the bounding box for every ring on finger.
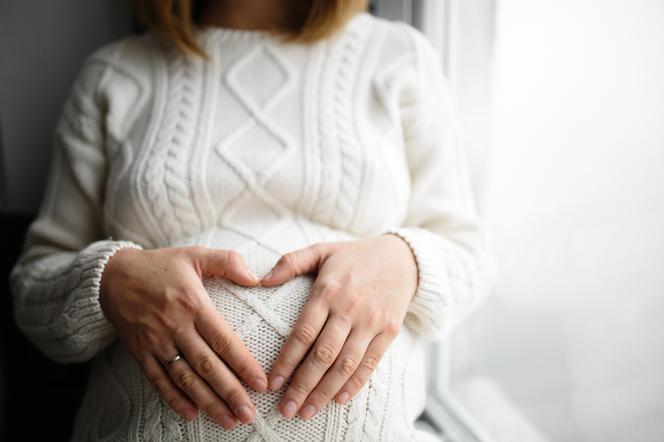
[164,351,186,370]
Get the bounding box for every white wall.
[452,0,664,440]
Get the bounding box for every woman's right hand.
[99,246,266,430]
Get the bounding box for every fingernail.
[253,377,268,392]
[220,415,237,429]
[269,375,285,391]
[337,392,350,404]
[282,400,297,419]
[300,404,317,420]
[235,405,253,423]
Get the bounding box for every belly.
[198,272,409,441]
[201,273,348,440]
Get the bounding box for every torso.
[100,12,413,251]
[71,12,431,441]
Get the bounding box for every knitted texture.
[10,12,494,442]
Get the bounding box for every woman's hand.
[260,234,418,420]
[99,246,267,429]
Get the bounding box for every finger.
[260,243,333,287]
[335,332,393,405]
[268,298,329,391]
[174,328,257,425]
[139,353,198,422]
[166,353,240,430]
[195,301,268,392]
[278,315,351,419]
[191,247,259,286]
[298,329,373,419]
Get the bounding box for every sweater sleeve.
[9,54,143,363]
[383,27,496,340]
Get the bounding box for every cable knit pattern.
[9,12,494,442]
[143,47,203,243]
[331,27,366,232]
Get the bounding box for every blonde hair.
[133,0,368,58]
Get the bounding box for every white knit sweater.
[10,11,494,442]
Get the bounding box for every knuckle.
[365,309,381,325]
[348,374,364,390]
[195,355,217,377]
[318,279,342,302]
[150,376,168,393]
[313,344,336,365]
[362,355,379,371]
[178,246,200,262]
[339,271,355,286]
[223,388,244,405]
[307,390,328,406]
[219,250,232,268]
[210,332,233,355]
[308,243,322,256]
[139,328,160,349]
[228,355,250,375]
[279,252,297,270]
[226,250,242,266]
[202,400,222,415]
[312,241,335,255]
[329,313,352,328]
[340,295,361,314]
[234,360,254,380]
[338,356,357,376]
[293,325,317,346]
[384,319,401,337]
[175,370,196,390]
[290,382,310,396]
[278,353,300,369]
[167,395,180,409]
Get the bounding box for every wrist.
[99,246,142,305]
[380,233,419,301]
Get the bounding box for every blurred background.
[1,0,663,441]
[449,1,664,441]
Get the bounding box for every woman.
[10,0,494,440]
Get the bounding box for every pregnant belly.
[197,273,392,441]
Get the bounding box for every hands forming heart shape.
[100,233,417,429]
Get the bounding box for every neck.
[199,0,303,31]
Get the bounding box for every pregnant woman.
[10,0,494,440]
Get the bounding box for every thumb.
[192,247,259,287]
[260,243,332,287]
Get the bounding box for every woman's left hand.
[259,233,418,420]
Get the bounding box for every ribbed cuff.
[384,227,445,338]
[62,239,143,361]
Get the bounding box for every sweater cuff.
[384,227,446,338]
[61,239,143,359]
